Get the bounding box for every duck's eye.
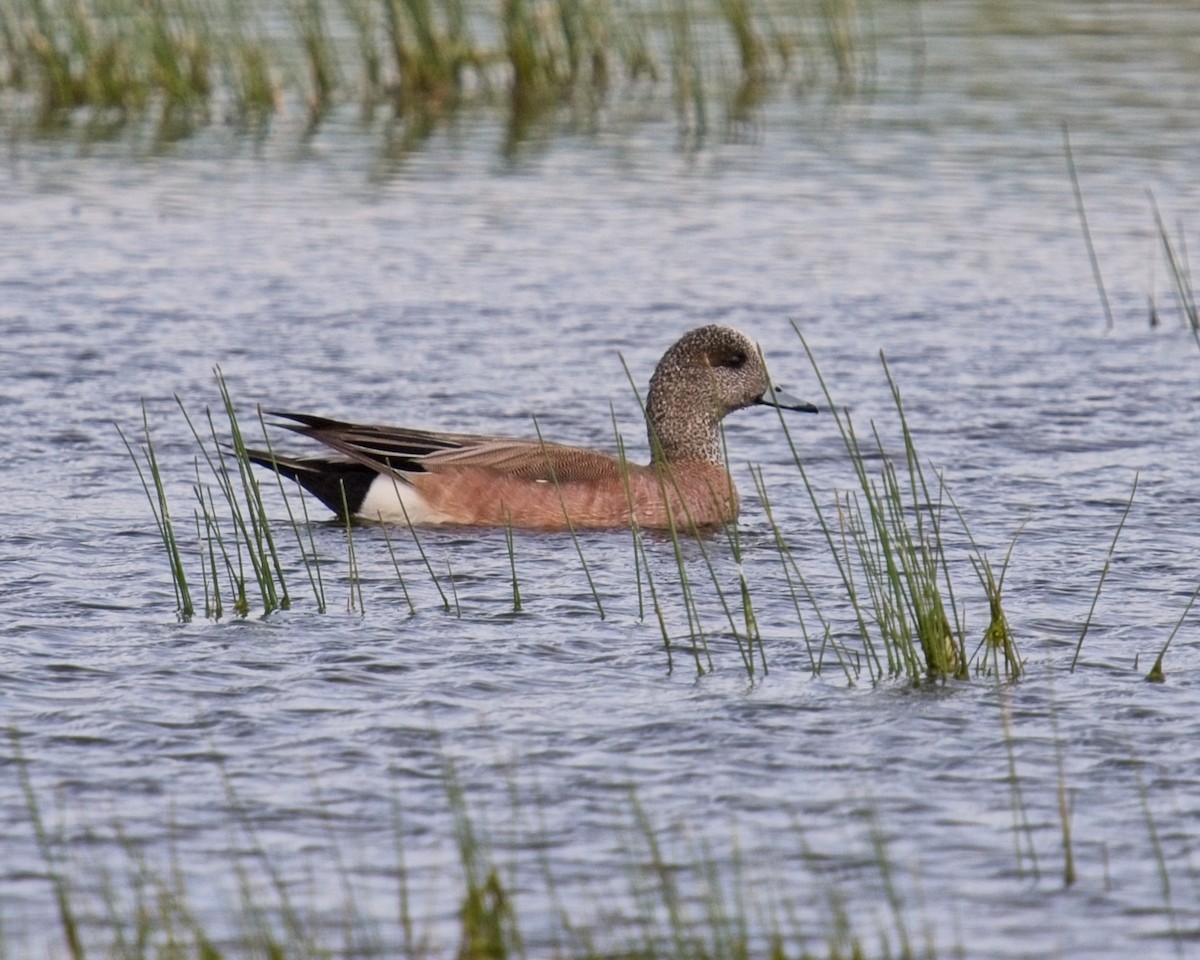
[717,351,747,369]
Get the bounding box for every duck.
[245,325,817,530]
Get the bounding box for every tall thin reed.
[617,356,720,673]
[503,514,522,613]
[666,0,707,135]
[783,329,967,682]
[387,473,452,613]
[116,406,194,620]
[444,555,461,617]
[215,369,290,610]
[1071,473,1137,672]
[11,730,84,960]
[1129,749,1181,948]
[292,0,338,124]
[442,756,523,960]
[1050,701,1077,887]
[254,407,327,613]
[998,689,1040,880]
[610,405,645,621]
[610,404,674,665]
[943,485,1024,679]
[1150,195,1199,348]
[718,426,767,675]
[1146,573,1200,683]
[531,414,606,620]
[379,522,417,614]
[750,465,854,683]
[1063,121,1115,331]
[339,480,365,613]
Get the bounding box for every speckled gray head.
[645,325,818,464]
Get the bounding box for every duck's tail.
[243,449,379,519]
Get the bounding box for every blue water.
[3,2,1200,956]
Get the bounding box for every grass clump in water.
[12,732,942,960]
[1,0,875,141]
[778,325,1021,684]
[119,369,327,621]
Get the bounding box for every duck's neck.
[645,382,724,465]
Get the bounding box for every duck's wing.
[269,412,628,483]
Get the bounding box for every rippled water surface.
[4,2,1200,957]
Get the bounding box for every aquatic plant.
[778,326,1022,683]
[0,0,873,141]
[1071,474,1137,672]
[11,732,942,960]
[117,403,195,621]
[1151,197,1199,351]
[1063,121,1115,331]
[118,370,327,620]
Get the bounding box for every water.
[3,2,1200,956]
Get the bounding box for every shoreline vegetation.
[0,0,878,144]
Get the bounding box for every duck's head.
[646,325,817,464]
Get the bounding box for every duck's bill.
[758,386,819,413]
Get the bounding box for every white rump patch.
[357,475,452,525]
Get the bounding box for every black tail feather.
[244,450,378,519]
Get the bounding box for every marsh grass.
[1063,121,1115,331]
[127,340,1145,689]
[117,370,339,621]
[16,712,1200,959]
[117,402,195,621]
[12,732,953,960]
[1072,474,1138,672]
[1146,573,1200,684]
[1151,197,1199,351]
[779,328,996,683]
[2,0,872,140]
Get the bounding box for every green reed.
[1050,697,1077,887]
[11,726,937,960]
[531,413,606,621]
[610,403,675,668]
[120,372,342,621]
[2,0,872,141]
[1071,473,1137,672]
[945,484,1024,680]
[1147,572,1200,684]
[19,717,1200,960]
[11,730,84,960]
[750,465,854,683]
[445,555,462,617]
[255,407,329,613]
[998,687,1040,881]
[1151,196,1199,350]
[339,479,366,613]
[503,514,522,613]
[1063,121,1115,331]
[386,472,455,613]
[116,403,194,621]
[379,520,418,614]
[292,0,338,124]
[779,326,1022,684]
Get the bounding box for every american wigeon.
[246,325,817,530]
